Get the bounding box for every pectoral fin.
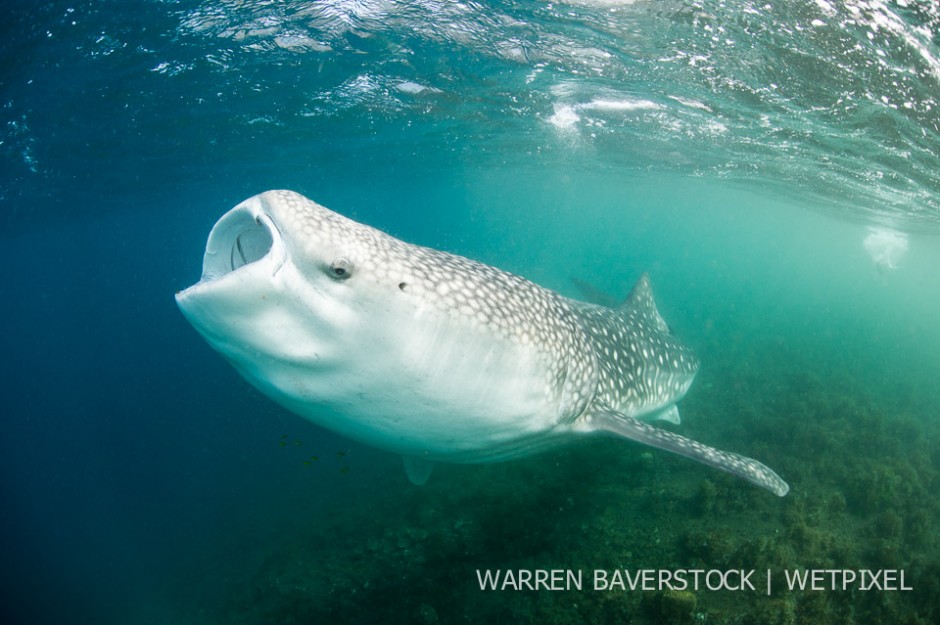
[582,403,789,496]
[651,404,681,425]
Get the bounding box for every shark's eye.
[328,258,354,280]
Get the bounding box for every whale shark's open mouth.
[199,199,285,283]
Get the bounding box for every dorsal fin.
[623,273,669,333]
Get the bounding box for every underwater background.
[2,1,939,623]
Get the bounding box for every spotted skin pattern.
[273,190,600,428]
[179,190,788,496]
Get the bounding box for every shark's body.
[176,190,788,496]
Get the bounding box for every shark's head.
[175,190,400,374]
[175,190,574,456]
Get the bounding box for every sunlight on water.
[150,0,940,231]
[863,226,909,270]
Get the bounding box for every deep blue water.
[2,1,939,624]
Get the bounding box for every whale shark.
[175,190,788,496]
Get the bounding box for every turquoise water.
[2,1,939,624]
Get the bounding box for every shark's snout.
[175,195,289,314]
[200,197,285,283]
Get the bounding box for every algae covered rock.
[643,589,697,624]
